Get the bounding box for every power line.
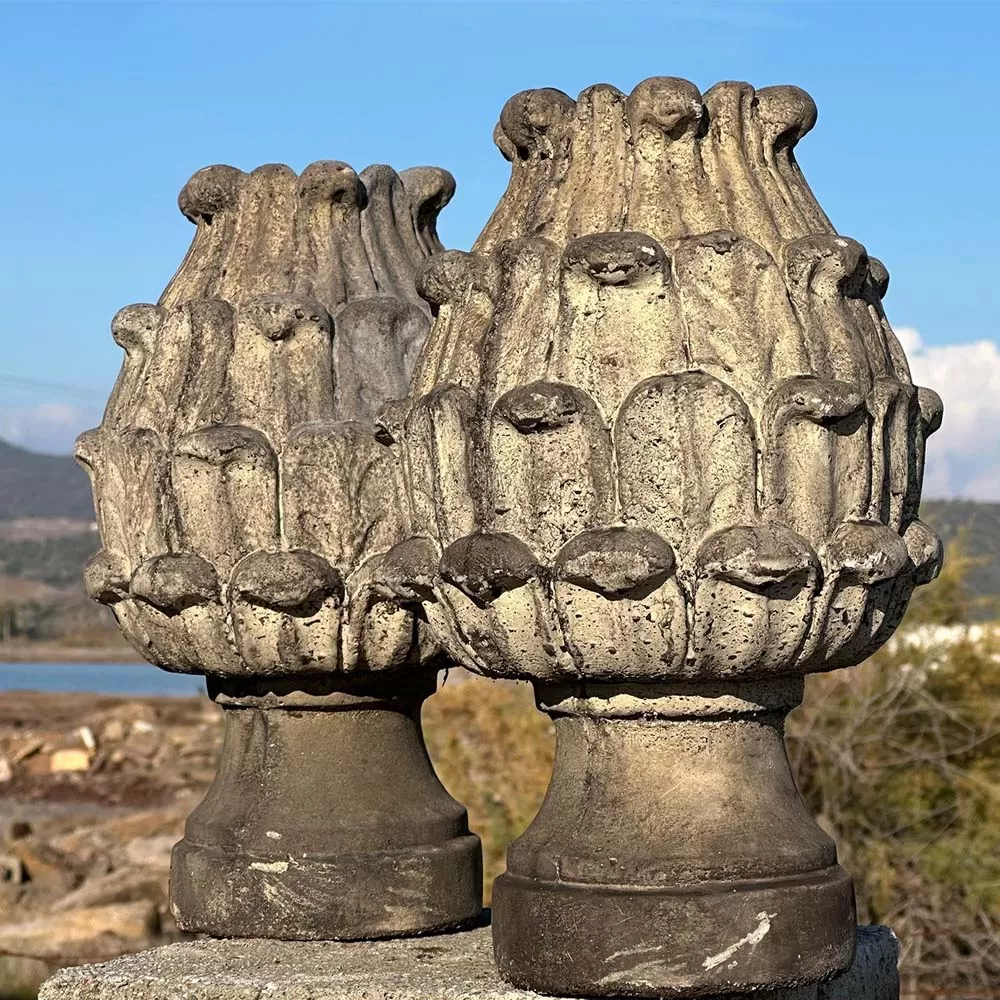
[0,374,106,401]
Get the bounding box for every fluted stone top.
[477,79,827,256]
[391,77,944,688]
[78,160,455,679]
[169,161,452,312]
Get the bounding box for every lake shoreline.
[0,660,204,697]
[0,642,144,664]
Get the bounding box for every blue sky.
[1,1,998,496]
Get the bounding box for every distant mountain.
[0,438,94,521]
[922,499,1000,611]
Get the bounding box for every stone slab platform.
[39,924,899,1000]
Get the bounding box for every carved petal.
[293,161,374,306]
[491,382,614,558]
[554,527,674,597]
[130,553,219,611]
[801,521,910,672]
[761,376,870,545]
[103,304,167,432]
[281,421,406,570]
[400,166,456,257]
[670,232,808,417]
[475,88,576,252]
[553,527,687,680]
[377,536,475,672]
[82,550,167,671]
[121,301,237,439]
[904,518,944,586]
[128,554,236,675]
[616,372,758,563]
[488,238,562,404]
[210,164,299,304]
[753,86,827,236]
[625,77,710,238]
[692,525,818,677]
[85,428,173,569]
[560,84,630,240]
[440,532,542,603]
[438,533,568,681]
[551,233,678,417]
[341,553,426,675]
[867,377,916,530]
[83,549,130,606]
[699,83,788,254]
[904,385,945,523]
[411,251,499,397]
[229,550,343,674]
[856,519,944,663]
[360,165,431,301]
[404,387,478,545]
[75,429,122,560]
[332,298,429,423]
[230,295,334,443]
[783,235,888,384]
[172,425,279,575]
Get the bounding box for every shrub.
[789,544,1000,998]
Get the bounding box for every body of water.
[0,662,205,696]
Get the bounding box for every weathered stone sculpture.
[392,79,943,996]
[76,160,483,940]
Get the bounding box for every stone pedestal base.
[498,681,856,997]
[39,924,899,1000]
[170,676,482,940]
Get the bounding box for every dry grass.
[789,640,1000,998]
[423,672,554,899]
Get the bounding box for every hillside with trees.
[0,440,92,521]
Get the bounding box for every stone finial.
[395,79,942,997]
[76,161,483,940]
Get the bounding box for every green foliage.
[0,533,99,588]
[788,550,1000,996]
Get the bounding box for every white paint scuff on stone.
[249,861,288,874]
[702,911,776,970]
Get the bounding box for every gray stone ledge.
[39,924,899,1000]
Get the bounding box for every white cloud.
[0,400,99,455]
[897,326,1000,501]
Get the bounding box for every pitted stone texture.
[392,75,936,997]
[78,160,455,680]
[74,160,483,940]
[402,77,944,687]
[38,925,899,1000]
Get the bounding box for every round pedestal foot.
[491,681,856,997]
[493,866,855,998]
[172,833,482,940]
[169,676,483,939]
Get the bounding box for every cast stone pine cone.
[76,159,483,941]
[386,77,944,997]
